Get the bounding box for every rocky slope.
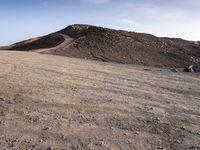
[1,24,200,68]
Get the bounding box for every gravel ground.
[0,51,200,150]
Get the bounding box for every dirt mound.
[1,24,200,68]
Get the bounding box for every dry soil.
[0,51,200,150]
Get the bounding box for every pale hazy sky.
[0,0,200,45]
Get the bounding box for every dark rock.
[184,65,200,73]
[47,146,54,150]
[180,126,186,130]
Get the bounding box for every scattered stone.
[95,141,103,146]
[189,145,200,149]
[184,65,200,73]
[0,97,5,101]
[126,140,131,144]
[171,68,178,72]
[47,146,54,150]
[8,143,14,147]
[144,106,153,110]
[180,126,186,130]
[155,117,161,121]
[110,127,114,131]
[146,120,151,123]
[134,131,139,135]
[156,147,164,150]
[190,145,196,149]
[108,99,112,102]
[43,127,50,131]
[143,68,151,71]
[61,135,66,139]
[39,140,43,143]
[8,99,15,104]
[174,140,182,144]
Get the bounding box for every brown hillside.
[1,24,200,68]
[0,33,64,51]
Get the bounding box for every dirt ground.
[0,50,200,150]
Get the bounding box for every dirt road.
[0,51,200,150]
[32,33,73,53]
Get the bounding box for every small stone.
[155,117,161,121]
[156,147,163,150]
[43,127,50,130]
[146,120,151,123]
[110,127,114,131]
[127,140,131,144]
[171,68,178,72]
[47,146,54,150]
[180,126,186,130]
[108,99,112,102]
[189,145,200,149]
[8,99,14,104]
[39,140,43,143]
[9,143,14,147]
[32,144,36,148]
[0,97,4,101]
[190,145,196,149]
[62,135,66,139]
[174,140,181,144]
[134,131,139,135]
[95,141,103,146]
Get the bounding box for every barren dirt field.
[0,50,200,150]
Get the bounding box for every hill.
[1,24,200,68]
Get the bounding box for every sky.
[0,0,200,45]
